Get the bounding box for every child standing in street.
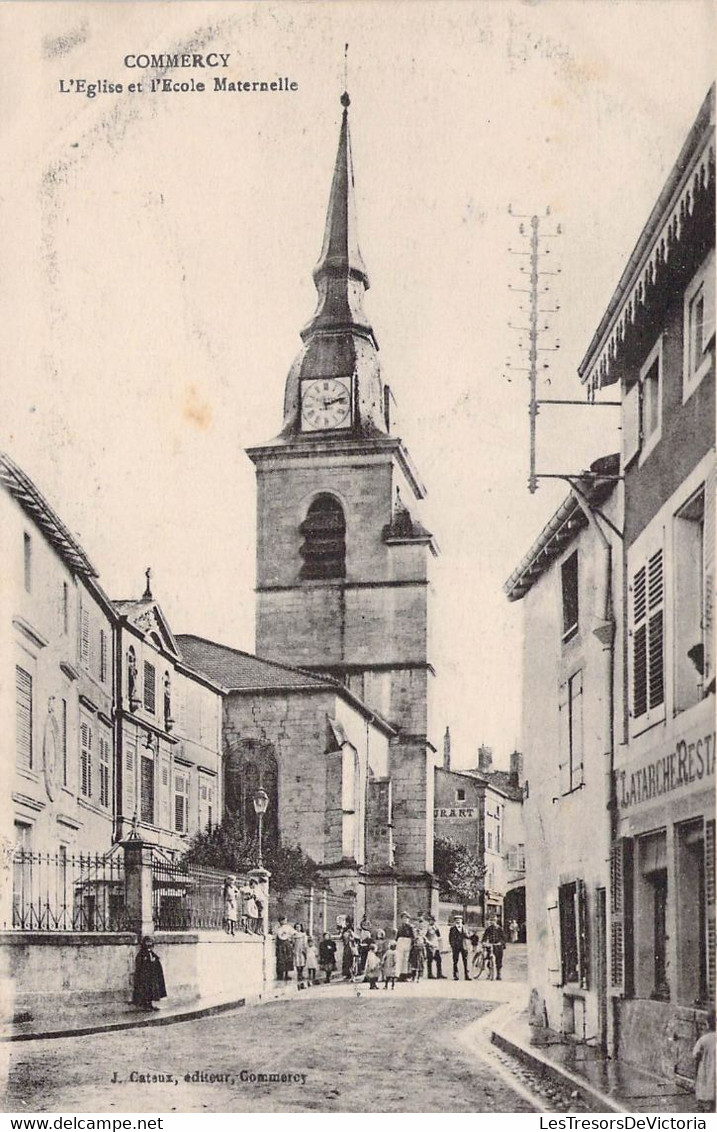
[319,932,337,983]
[363,942,381,990]
[305,937,319,986]
[693,1011,716,1113]
[382,940,398,990]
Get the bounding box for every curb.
[0,996,248,1043]
[490,1028,625,1114]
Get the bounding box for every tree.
[433,836,486,914]
[182,819,320,895]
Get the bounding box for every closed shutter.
[80,722,92,797]
[706,820,715,1000]
[80,608,90,667]
[140,756,154,824]
[144,663,156,714]
[16,667,32,769]
[704,467,715,689]
[558,680,570,795]
[610,839,634,995]
[622,381,641,468]
[125,743,136,815]
[631,549,665,727]
[577,879,590,989]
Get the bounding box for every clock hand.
[323,395,348,407]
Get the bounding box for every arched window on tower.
[300,494,346,580]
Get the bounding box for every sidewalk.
[489,1005,702,1114]
[0,979,299,1043]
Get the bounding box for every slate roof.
[441,764,524,802]
[176,634,341,694]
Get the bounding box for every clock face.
[301,378,351,431]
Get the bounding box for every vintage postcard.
[0,0,714,1118]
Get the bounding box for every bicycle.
[472,942,496,980]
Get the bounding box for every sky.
[1,0,714,771]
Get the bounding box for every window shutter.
[704,468,715,688]
[703,260,716,351]
[80,608,90,667]
[706,820,715,1001]
[577,879,590,989]
[571,670,584,788]
[558,680,570,795]
[16,667,33,769]
[125,743,136,814]
[622,381,641,468]
[647,550,665,710]
[610,839,633,995]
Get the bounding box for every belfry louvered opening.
[300,494,346,580]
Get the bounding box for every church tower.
[247,93,438,915]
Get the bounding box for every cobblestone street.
[2,955,536,1114]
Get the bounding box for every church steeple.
[280,93,386,438]
[302,92,375,346]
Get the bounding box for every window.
[684,253,715,400]
[561,551,579,642]
[487,831,492,850]
[635,831,669,1000]
[559,669,584,793]
[23,533,31,593]
[80,608,90,668]
[631,549,665,730]
[140,753,154,824]
[80,721,92,798]
[61,698,68,786]
[299,494,346,580]
[99,732,110,808]
[16,666,33,769]
[558,880,589,987]
[62,583,69,634]
[639,338,663,462]
[456,788,466,802]
[496,825,501,854]
[143,662,156,714]
[99,630,108,683]
[199,777,214,831]
[174,770,190,834]
[674,488,708,712]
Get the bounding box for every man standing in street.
[448,914,471,980]
[425,914,446,979]
[482,915,507,980]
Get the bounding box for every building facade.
[579,85,715,1079]
[246,93,439,913]
[434,741,526,927]
[506,85,714,1079]
[506,459,624,1050]
[2,452,117,872]
[114,587,224,855]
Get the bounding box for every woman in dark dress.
[133,937,167,1010]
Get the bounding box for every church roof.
[175,634,395,735]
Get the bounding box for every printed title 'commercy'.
[124,53,231,68]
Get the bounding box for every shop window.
[558,880,589,987]
[683,252,715,401]
[675,820,708,1005]
[561,551,579,642]
[674,488,707,712]
[634,831,669,1000]
[299,494,346,580]
[631,549,665,732]
[16,666,33,770]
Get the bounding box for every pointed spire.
[143,567,153,600]
[301,92,376,346]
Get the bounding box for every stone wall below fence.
[0,931,266,1024]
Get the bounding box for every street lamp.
[252,788,269,868]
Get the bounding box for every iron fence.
[151,854,261,932]
[10,849,127,931]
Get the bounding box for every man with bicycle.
[481,914,506,980]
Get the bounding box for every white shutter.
[622,382,641,468]
[558,680,570,795]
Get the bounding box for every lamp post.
[252,788,269,869]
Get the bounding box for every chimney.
[509,750,524,787]
[477,745,493,774]
[443,726,451,770]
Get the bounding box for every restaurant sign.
[616,720,715,811]
[434,807,477,820]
